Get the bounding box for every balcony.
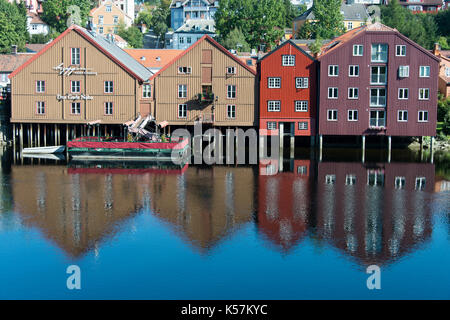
[194,113,215,124]
[198,85,214,102]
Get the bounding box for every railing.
[195,114,215,124]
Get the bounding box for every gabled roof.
[170,0,216,8]
[258,39,315,63]
[174,19,216,34]
[150,35,257,80]
[125,49,183,71]
[10,25,152,81]
[0,53,35,73]
[294,3,369,22]
[399,0,442,5]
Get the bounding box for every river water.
[0,146,448,299]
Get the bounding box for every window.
[327,109,338,121]
[227,66,236,74]
[371,66,387,84]
[98,15,104,24]
[297,166,307,175]
[71,81,80,93]
[268,77,281,88]
[36,101,45,114]
[395,177,406,189]
[325,174,336,185]
[418,110,428,122]
[398,110,408,122]
[370,88,386,107]
[105,102,113,115]
[104,81,113,93]
[398,65,409,78]
[71,102,81,115]
[268,100,281,112]
[295,101,308,112]
[370,110,386,127]
[178,66,191,74]
[142,84,151,98]
[347,22,353,30]
[419,66,430,77]
[295,77,308,88]
[267,122,277,130]
[177,84,187,98]
[298,122,308,130]
[419,88,429,100]
[346,175,356,185]
[186,37,191,44]
[398,88,409,100]
[113,16,118,24]
[227,105,236,119]
[1,73,8,82]
[348,110,358,121]
[32,24,37,30]
[446,67,450,77]
[395,45,406,56]
[415,177,426,190]
[282,55,295,66]
[348,87,359,99]
[71,48,80,65]
[99,27,104,34]
[349,65,359,77]
[353,45,363,56]
[371,44,388,62]
[328,87,338,99]
[328,65,339,76]
[179,37,184,44]
[178,104,187,118]
[227,85,236,99]
[368,171,385,186]
[106,5,112,12]
[36,80,45,93]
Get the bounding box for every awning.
[158,121,169,128]
[88,120,102,125]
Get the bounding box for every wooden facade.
[152,36,257,128]
[258,40,317,136]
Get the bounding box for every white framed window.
[227,104,236,119]
[371,43,388,62]
[418,110,428,122]
[419,66,430,77]
[178,66,191,74]
[179,37,184,44]
[353,44,363,56]
[267,122,277,130]
[142,84,151,98]
[99,27,104,34]
[347,22,353,30]
[298,122,308,130]
[98,15,104,24]
[178,84,187,98]
[348,87,359,99]
[398,88,409,100]
[371,66,387,84]
[105,102,113,115]
[106,5,112,12]
[398,65,410,78]
[348,110,358,121]
[71,48,80,65]
[370,110,386,127]
[113,16,118,24]
[346,175,356,185]
[71,102,81,115]
[349,65,359,77]
[36,80,45,93]
[227,85,236,99]
[104,81,114,93]
[178,104,187,118]
[268,100,281,112]
[445,67,450,77]
[226,67,236,74]
[282,55,295,66]
[328,65,339,76]
[370,88,386,107]
[395,45,406,56]
[398,110,408,122]
[415,177,426,190]
[325,174,336,184]
[32,24,37,30]
[295,77,308,88]
[368,171,385,186]
[36,101,45,114]
[268,77,281,88]
[71,80,81,93]
[327,109,338,121]
[297,166,307,175]
[395,177,406,189]
[328,87,338,99]
[418,88,429,100]
[295,101,308,112]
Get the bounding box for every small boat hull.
[22,145,65,154]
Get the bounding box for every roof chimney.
[11,45,17,55]
[433,42,440,56]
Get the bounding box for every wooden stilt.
[12,124,15,150]
[388,135,392,163]
[362,135,366,163]
[37,124,40,147]
[44,124,47,146]
[66,124,69,143]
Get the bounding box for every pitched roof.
[174,19,216,34]
[25,43,46,53]
[170,0,216,8]
[259,39,315,63]
[399,0,442,5]
[10,25,152,81]
[28,13,46,24]
[294,3,369,22]
[0,53,35,73]
[124,49,183,71]
[150,35,257,80]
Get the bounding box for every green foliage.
[221,28,251,52]
[308,37,322,55]
[117,22,143,48]
[296,0,345,39]
[41,0,93,33]
[438,97,450,135]
[136,9,152,27]
[150,0,170,41]
[435,8,450,38]
[29,33,52,44]
[0,0,28,53]
[283,0,306,28]
[438,36,450,50]
[215,0,287,50]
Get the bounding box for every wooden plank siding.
[10,29,147,124]
[153,37,257,127]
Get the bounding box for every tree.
[42,0,93,33]
[117,22,143,48]
[150,0,170,43]
[0,0,28,53]
[297,0,345,39]
[283,0,306,28]
[221,28,250,52]
[308,37,323,56]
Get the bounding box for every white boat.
[22,145,65,154]
[23,153,65,160]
